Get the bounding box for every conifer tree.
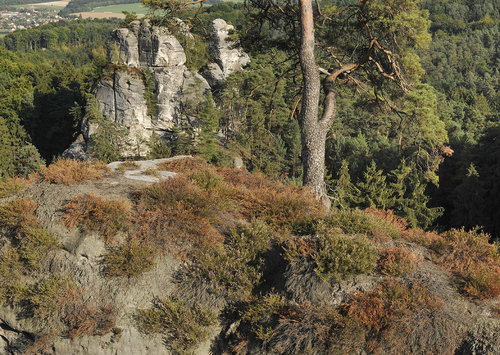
[196,94,221,163]
[331,160,361,209]
[357,161,391,210]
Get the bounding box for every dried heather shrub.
[40,159,110,185]
[377,247,418,276]
[62,193,130,242]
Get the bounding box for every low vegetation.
[1,156,497,352]
[136,296,216,354]
[117,160,140,170]
[62,193,131,242]
[102,239,156,277]
[182,220,274,303]
[0,176,34,198]
[324,208,401,242]
[157,156,211,172]
[230,280,450,354]
[0,197,38,233]
[63,295,116,340]
[377,247,418,276]
[0,195,116,350]
[432,228,500,299]
[285,228,378,281]
[40,159,110,185]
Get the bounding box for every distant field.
[15,0,68,8]
[73,11,144,18]
[92,2,147,14]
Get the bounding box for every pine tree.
[330,160,361,209]
[147,131,171,159]
[196,94,221,163]
[357,161,391,210]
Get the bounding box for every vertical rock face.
[203,19,250,88]
[210,19,250,76]
[64,18,247,159]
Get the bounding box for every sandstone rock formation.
[203,19,250,88]
[64,18,248,159]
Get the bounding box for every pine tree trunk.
[299,0,335,209]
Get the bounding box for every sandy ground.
[71,11,145,19]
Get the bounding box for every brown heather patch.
[131,206,222,260]
[365,208,409,232]
[156,156,211,172]
[401,227,442,248]
[131,175,225,257]
[345,279,443,332]
[377,247,418,276]
[40,159,110,185]
[432,228,500,300]
[344,279,446,353]
[0,198,38,234]
[62,193,130,242]
[217,168,324,233]
[62,288,116,339]
[494,302,500,317]
[358,208,500,300]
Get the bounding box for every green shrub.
[0,247,24,304]
[0,177,32,198]
[325,209,401,241]
[18,227,59,269]
[117,161,140,170]
[24,276,74,320]
[142,67,158,117]
[147,132,172,159]
[314,232,378,281]
[285,227,378,281]
[240,293,287,342]
[136,296,216,354]
[188,169,223,190]
[89,120,127,163]
[102,240,156,277]
[184,221,273,302]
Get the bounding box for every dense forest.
[0,0,498,239]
